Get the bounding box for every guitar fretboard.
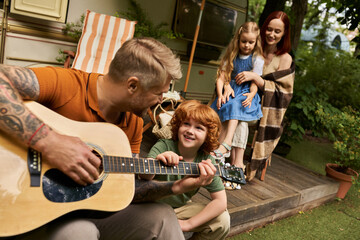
[103,156,220,176]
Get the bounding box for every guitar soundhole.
[42,149,105,203]
[42,169,102,203]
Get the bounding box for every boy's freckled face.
[178,118,207,150]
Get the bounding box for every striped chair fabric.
[71,10,137,74]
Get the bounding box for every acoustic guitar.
[0,101,245,237]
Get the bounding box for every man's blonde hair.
[108,37,182,90]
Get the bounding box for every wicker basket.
[151,98,176,139]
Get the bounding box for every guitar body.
[0,101,134,237]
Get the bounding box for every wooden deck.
[140,128,339,237]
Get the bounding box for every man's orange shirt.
[31,67,143,154]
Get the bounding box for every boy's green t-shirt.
[147,139,225,208]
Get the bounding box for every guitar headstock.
[218,162,246,185]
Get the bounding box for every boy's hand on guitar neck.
[172,159,216,194]
[34,130,101,186]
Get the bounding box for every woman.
[223,11,295,181]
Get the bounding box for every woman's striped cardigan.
[250,62,295,171]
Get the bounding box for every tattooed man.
[0,38,216,240]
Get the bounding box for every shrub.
[115,0,180,40]
[282,81,337,142]
[282,43,360,143]
[62,14,85,42]
[316,105,360,173]
[295,44,360,110]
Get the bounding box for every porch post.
[183,0,206,94]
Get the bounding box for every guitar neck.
[103,155,220,177]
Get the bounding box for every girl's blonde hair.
[217,22,263,84]
[170,100,221,154]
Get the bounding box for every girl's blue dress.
[211,54,263,122]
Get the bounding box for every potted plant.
[317,105,359,198]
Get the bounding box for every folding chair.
[63,10,137,74]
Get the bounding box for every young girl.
[234,11,293,181]
[141,100,230,240]
[210,22,264,176]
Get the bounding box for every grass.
[229,139,360,240]
[285,138,335,175]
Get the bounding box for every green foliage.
[298,46,360,110]
[283,42,360,143]
[325,0,360,31]
[58,0,180,63]
[247,0,266,22]
[303,1,334,30]
[115,0,180,41]
[55,49,67,64]
[62,14,85,42]
[316,106,360,172]
[57,15,85,63]
[283,81,338,142]
[305,0,360,57]
[63,0,179,42]
[334,0,360,55]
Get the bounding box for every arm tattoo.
[14,68,39,99]
[0,112,23,133]
[0,65,45,146]
[0,65,39,99]
[132,179,174,203]
[25,113,49,146]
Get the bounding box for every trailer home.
[0,0,247,96]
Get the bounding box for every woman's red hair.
[260,11,291,55]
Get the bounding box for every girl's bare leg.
[231,147,245,171]
[217,119,238,154]
[230,148,236,164]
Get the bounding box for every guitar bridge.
[27,148,41,187]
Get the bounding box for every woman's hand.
[223,84,235,102]
[242,92,255,108]
[235,71,257,85]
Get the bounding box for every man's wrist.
[27,123,45,146]
[31,125,52,152]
